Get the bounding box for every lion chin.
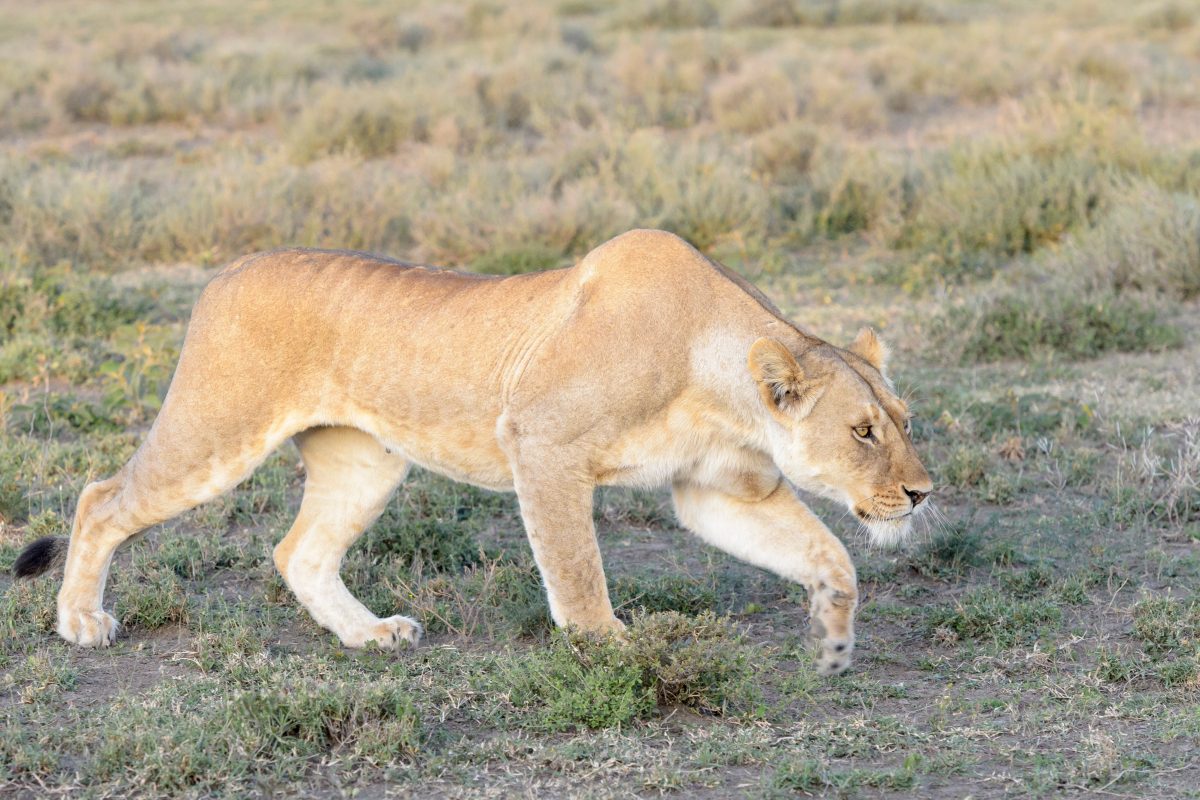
[863,516,914,548]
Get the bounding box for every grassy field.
[2,0,1199,796]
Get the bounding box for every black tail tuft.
[13,536,67,579]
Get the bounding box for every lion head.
[748,328,933,546]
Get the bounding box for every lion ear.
[848,327,889,372]
[748,338,824,420]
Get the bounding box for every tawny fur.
[29,229,932,675]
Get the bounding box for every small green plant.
[1132,596,1200,657]
[93,676,421,792]
[7,651,79,704]
[765,754,922,796]
[939,446,989,488]
[500,611,763,731]
[114,562,190,630]
[905,523,985,579]
[9,393,122,435]
[155,531,248,580]
[389,555,549,637]
[999,565,1055,598]
[928,587,1062,647]
[0,477,24,524]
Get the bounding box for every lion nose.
[904,486,929,507]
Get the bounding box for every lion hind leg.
[55,416,292,647]
[274,426,419,650]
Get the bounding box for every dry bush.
[710,62,797,134]
[409,128,768,265]
[1059,180,1200,299]
[726,0,949,27]
[606,37,711,129]
[614,0,720,29]
[891,100,1172,278]
[897,144,1112,273]
[751,121,825,180]
[803,66,888,132]
[288,85,430,162]
[616,131,769,250]
[1138,2,1196,32]
[931,290,1181,363]
[43,38,326,129]
[761,132,905,244]
[0,155,420,270]
[411,162,635,268]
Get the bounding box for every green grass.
[935,292,1181,363]
[928,586,1064,647]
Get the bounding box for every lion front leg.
[511,470,622,635]
[672,479,858,675]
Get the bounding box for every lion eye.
[853,425,872,439]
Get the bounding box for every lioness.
[15,229,931,674]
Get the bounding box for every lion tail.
[12,536,68,579]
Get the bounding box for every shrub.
[1,155,419,271]
[933,291,1180,363]
[966,391,1095,439]
[470,243,563,275]
[898,146,1110,278]
[411,164,635,266]
[1058,181,1200,299]
[501,611,763,730]
[616,0,719,29]
[235,682,420,759]
[728,0,947,27]
[759,131,905,244]
[0,265,149,340]
[939,446,989,488]
[618,131,769,250]
[289,86,428,162]
[710,65,797,134]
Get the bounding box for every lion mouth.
[853,508,912,523]
[852,510,915,548]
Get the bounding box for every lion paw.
[344,615,423,650]
[814,637,853,676]
[57,609,118,647]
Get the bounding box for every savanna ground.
[2,0,1199,796]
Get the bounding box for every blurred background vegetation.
[0,0,1197,369]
